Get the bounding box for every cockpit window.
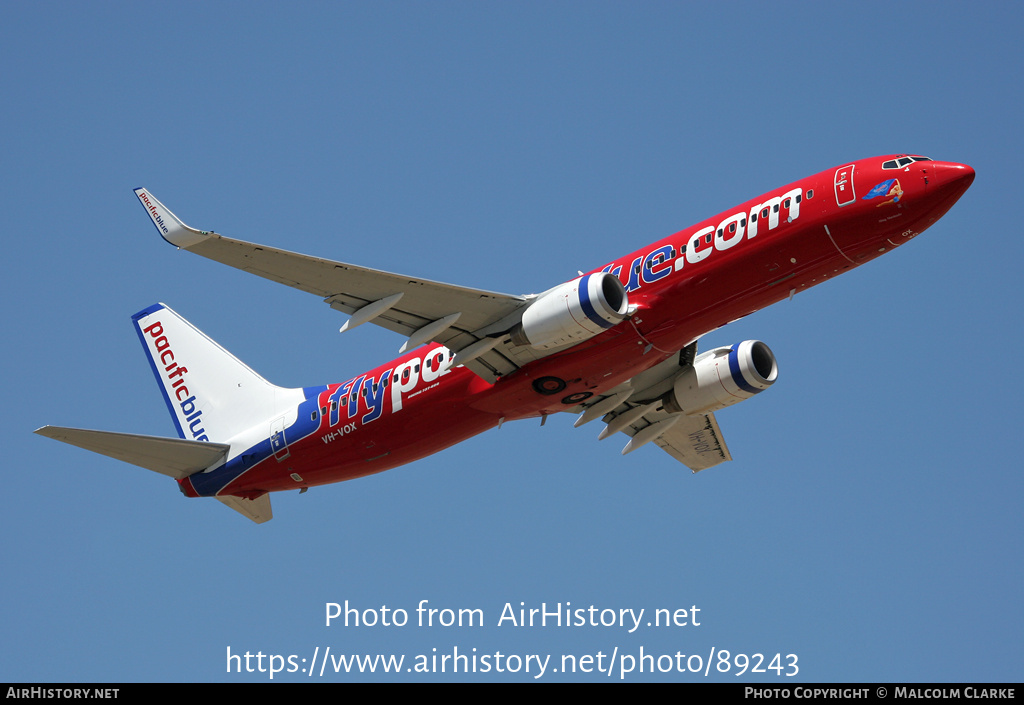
[883,155,932,169]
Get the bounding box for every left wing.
[134,188,536,381]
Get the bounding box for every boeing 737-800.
[36,155,975,523]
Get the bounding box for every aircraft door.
[834,164,856,207]
[270,416,290,461]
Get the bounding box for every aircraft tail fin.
[132,303,301,445]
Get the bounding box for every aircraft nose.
[914,161,974,229]
[930,161,975,194]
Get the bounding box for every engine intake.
[511,272,629,350]
[663,340,778,415]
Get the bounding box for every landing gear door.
[270,416,290,461]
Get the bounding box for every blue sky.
[2,2,1021,682]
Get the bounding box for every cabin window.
[311,411,317,421]
[705,233,713,244]
[729,222,737,233]
[806,189,813,199]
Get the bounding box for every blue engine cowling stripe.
[728,346,761,395]
[577,274,617,329]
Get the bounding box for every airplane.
[35,155,975,523]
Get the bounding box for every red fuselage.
[181,155,974,498]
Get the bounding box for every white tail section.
[132,303,303,445]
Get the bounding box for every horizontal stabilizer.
[34,426,229,479]
[217,494,273,524]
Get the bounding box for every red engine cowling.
[663,340,778,415]
[511,272,629,350]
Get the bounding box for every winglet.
[133,188,210,248]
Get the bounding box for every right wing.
[574,344,733,473]
[134,188,543,382]
[623,408,732,472]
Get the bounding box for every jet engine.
[662,340,778,415]
[510,272,629,350]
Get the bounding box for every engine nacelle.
[663,340,778,415]
[511,272,629,350]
